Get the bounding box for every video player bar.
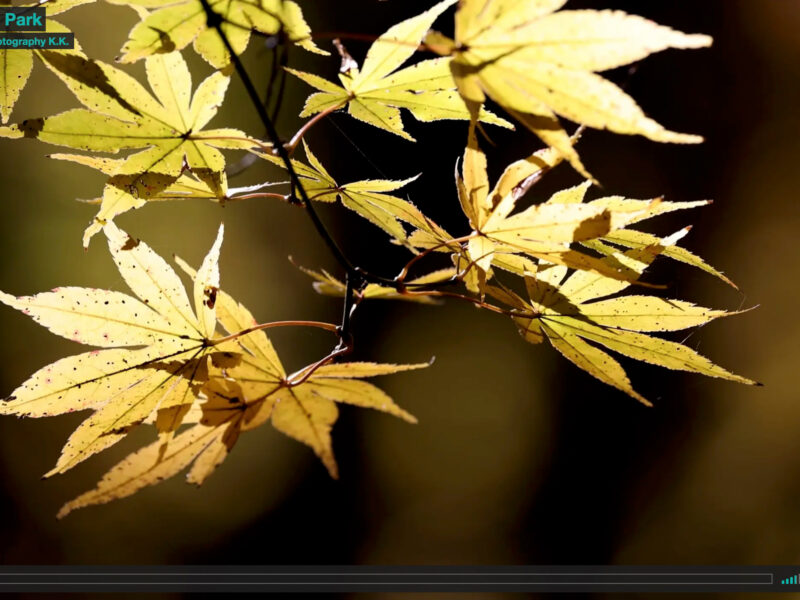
[0,566,792,593]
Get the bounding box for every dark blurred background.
[0,0,798,598]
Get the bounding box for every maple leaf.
[410,128,707,293]
[597,228,737,289]
[58,352,424,516]
[487,230,758,405]
[429,0,712,176]
[174,257,426,477]
[202,339,422,480]
[53,259,429,517]
[259,142,431,243]
[0,0,90,124]
[287,0,511,141]
[543,178,738,288]
[0,51,258,245]
[0,223,231,477]
[57,404,245,518]
[110,0,326,68]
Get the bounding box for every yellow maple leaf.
[410,128,705,293]
[297,263,456,305]
[432,0,712,176]
[287,0,511,141]
[0,6,87,124]
[50,152,287,208]
[487,230,758,405]
[176,258,427,478]
[545,178,738,288]
[57,390,247,517]
[111,0,326,68]
[0,50,258,245]
[0,222,229,476]
[258,142,431,243]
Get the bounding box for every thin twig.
[210,320,340,346]
[285,103,345,155]
[226,192,292,202]
[395,234,475,284]
[337,273,358,350]
[200,0,355,276]
[287,344,353,387]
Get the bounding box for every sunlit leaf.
[433,1,712,175]
[0,51,258,245]
[288,0,511,141]
[0,223,227,476]
[488,230,757,404]
[258,142,430,243]
[111,0,326,68]
[298,264,456,305]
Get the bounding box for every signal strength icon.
[781,575,800,585]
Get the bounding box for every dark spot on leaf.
[203,286,218,309]
[121,235,140,250]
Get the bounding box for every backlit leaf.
[111,0,326,68]
[437,1,712,175]
[0,51,258,245]
[0,223,230,476]
[489,231,757,404]
[258,143,429,243]
[288,0,511,141]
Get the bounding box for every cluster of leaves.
[1,224,422,516]
[0,0,757,516]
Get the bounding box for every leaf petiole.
[210,320,340,347]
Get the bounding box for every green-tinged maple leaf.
[109,0,326,69]
[429,0,711,176]
[0,223,230,478]
[487,230,757,405]
[0,46,33,124]
[0,51,259,245]
[1,48,34,124]
[259,142,431,243]
[298,264,456,305]
[287,0,511,141]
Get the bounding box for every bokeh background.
[0,0,798,597]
